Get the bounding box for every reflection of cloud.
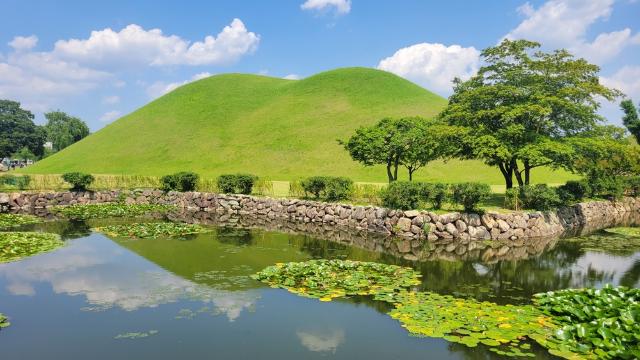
[297,329,345,353]
[0,235,258,321]
[563,252,640,287]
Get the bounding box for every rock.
[455,220,467,233]
[496,219,510,232]
[404,210,420,218]
[481,214,496,228]
[445,223,459,236]
[396,218,412,232]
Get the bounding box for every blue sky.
[1,0,639,131]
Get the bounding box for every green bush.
[556,180,590,204]
[0,175,31,190]
[381,181,423,210]
[300,176,329,199]
[451,182,491,212]
[509,184,561,211]
[325,177,354,201]
[215,174,257,194]
[623,176,640,197]
[588,174,624,200]
[61,172,94,191]
[161,172,199,192]
[288,180,305,198]
[429,183,449,210]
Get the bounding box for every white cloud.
[377,42,480,94]
[505,0,638,64]
[53,19,259,66]
[102,95,120,104]
[8,35,38,51]
[301,0,351,15]
[99,110,121,123]
[284,74,301,80]
[601,66,640,100]
[146,72,212,99]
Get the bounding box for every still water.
[0,219,638,359]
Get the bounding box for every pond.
[0,217,638,359]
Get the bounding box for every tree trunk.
[386,160,394,183]
[408,167,414,181]
[512,159,524,187]
[524,160,531,185]
[393,155,400,181]
[498,162,514,189]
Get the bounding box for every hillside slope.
[27,67,574,183]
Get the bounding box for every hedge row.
[380,181,491,211]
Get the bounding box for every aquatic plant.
[52,203,174,220]
[534,285,640,359]
[251,259,421,302]
[0,232,64,263]
[564,228,640,255]
[0,313,9,329]
[94,222,211,239]
[253,260,638,359]
[0,213,42,230]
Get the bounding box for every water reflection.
[297,328,346,353]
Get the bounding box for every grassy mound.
[26,67,574,184]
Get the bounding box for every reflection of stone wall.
[2,190,639,261]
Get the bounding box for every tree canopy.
[44,111,90,152]
[341,117,461,182]
[438,39,621,188]
[0,100,45,158]
[621,99,640,143]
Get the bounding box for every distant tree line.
[0,99,90,160]
[342,39,640,189]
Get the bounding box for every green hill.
[27,67,574,184]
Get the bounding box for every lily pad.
[0,213,42,230]
[52,203,174,220]
[93,222,211,239]
[0,232,64,263]
[0,313,9,329]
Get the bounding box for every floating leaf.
[0,232,63,263]
[0,213,42,230]
[52,204,174,220]
[94,222,211,239]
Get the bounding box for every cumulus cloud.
[99,110,121,123]
[301,0,351,15]
[377,42,480,94]
[146,72,212,99]
[9,35,38,51]
[53,19,259,66]
[283,74,301,80]
[601,66,640,100]
[504,0,639,64]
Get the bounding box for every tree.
[438,39,621,188]
[400,119,464,180]
[44,111,90,152]
[0,100,45,158]
[341,117,458,182]
[621,99,640,143]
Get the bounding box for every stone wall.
[2,190,639,261]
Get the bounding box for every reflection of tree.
[216,227,254,245]
[447,341,553,360]
[620,259,640,287]
[35,220,91,240]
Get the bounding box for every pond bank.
[2,190,639,261]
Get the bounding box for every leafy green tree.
[439,39,621,188]
[342,117,459,182]
[44,111,90,152]
[621,99,640,143]
[0,100,45,158]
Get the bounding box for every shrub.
[300,176,329,199]
[511,184,561,211]
[451,182,491,212]
[215,174,257,194]
[623,176,640,197]
[381,181,423,210]
[588,174,624,200]
[351,184,383,205]
[324,177,354,201]
[253,178,274,196]
[161,172,199,192]
[428,183,449,210]
[61,172,94,191]
[556,180,590,204]
[504,188,521,210]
